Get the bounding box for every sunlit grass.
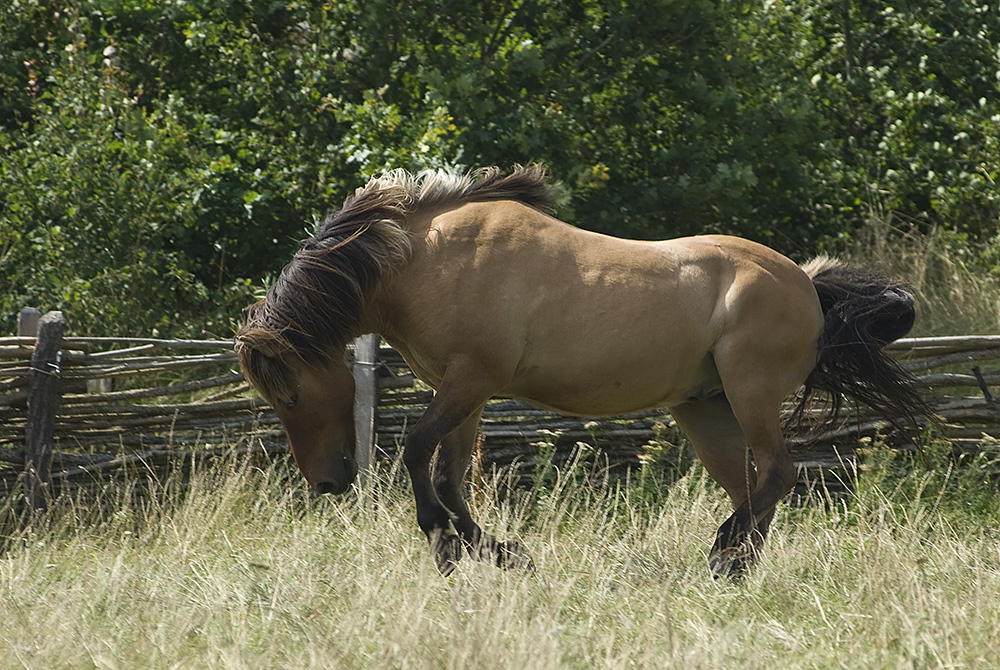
[1,447,998,669]
[833,215,1000,336]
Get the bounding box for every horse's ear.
[241,299,264,323]
[237,300,280,358]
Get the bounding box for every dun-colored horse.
[236,166,929,577]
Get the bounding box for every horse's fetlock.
[416,505,452,536]
[776,458,797,495]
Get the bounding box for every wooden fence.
[3,308,1000,512]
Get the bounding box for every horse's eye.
[285,393,299,410]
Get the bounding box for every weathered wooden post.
[17,307,41,337]
[24,311,65,513]
[352,333,379,489]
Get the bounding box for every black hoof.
[431,530,464,576]
[708,547,753,580]
[709,512,763,579]
[495,540,536,573]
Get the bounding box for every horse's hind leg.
[432,409,534,571]
[707,403,794,578]
[669,394,781,576]
[704,337,813,577]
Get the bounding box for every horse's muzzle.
[314,455,358,495]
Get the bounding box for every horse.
[235,165,930,577]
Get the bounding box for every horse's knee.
[402,430,435,473]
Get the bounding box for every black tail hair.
[796,260,934,435]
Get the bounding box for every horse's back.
[381,202,823,415]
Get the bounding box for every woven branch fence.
[2,309,999,510]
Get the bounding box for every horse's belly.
[507,352,721,417]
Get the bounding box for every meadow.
[2,220,1000,669]
[1,440,998,669]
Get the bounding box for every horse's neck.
[355,301,385,340]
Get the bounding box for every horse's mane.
[236,165,556,400]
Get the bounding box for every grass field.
[1,443,998,669]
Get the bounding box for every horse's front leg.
[402,365,506,575]
[433,409,534,572]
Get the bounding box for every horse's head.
[236,310,358,495]
[232,167,435,492]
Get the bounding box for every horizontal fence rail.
[3,311,1000,509]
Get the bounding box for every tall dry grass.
[1,447,998,669]
[833,215,1000,336]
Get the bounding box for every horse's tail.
[795,257,934,434]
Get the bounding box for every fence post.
[352,334,379,490]
[17,307,41,337]
[24,311,65,513]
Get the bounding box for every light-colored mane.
[800,254,844,279]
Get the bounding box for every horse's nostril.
[315,481,340,495]
[313,456,358,495]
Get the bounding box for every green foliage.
[0,23,219,335]
[1,0,998,335]
[768,0,1000,242]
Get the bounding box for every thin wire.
[30,351,62,377]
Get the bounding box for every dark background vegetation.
[1,0,998,337]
